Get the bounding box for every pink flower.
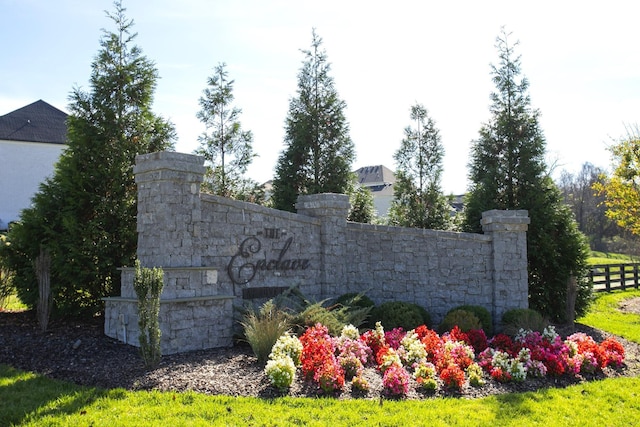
[382,364,410,396]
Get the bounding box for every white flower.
[340,324,360,340]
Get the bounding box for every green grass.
[1,365,639,427]
[589,250,637,266]
[590,250,636,261]
[578,289,640,343]
[2,290,640,426]
[0,293,28,312]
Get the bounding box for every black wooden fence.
[589,263,640,292]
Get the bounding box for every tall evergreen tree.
[1,1,175,317]
[196,63,260,200]
[388,104,450,229]
[464,29,590,321]
[271,29,355,212]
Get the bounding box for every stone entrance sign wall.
[104,151,530,354]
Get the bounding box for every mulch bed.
[1,303,639,400]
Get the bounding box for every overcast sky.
[2,0,639,194]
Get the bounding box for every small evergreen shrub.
[293,302,346,336]
[501,308,548,336]
[133,260,164,369]
[438,309,481,334]
[369,301,431,330]
[241,299,291,364]
[334,292,375,310]
[447,305,493,336]
[282,289,371,336]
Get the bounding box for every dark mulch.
[1,304,639,400]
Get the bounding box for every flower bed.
[265,322,626,398]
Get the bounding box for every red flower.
[447,326,469,345]
[440,363,466,390]
[466,329,489,353]
[490,334,515,355]
[599,337,625,368]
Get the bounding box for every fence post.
[635,264,639,289]
[605,265,611,292]
[620,263,626,291]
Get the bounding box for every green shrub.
[369,301,431,330]
[447,305,493,336]
[275,287,371,336]
[241,299,291,364]
[438,309,481,334]
[291,301,371,336]
[334,292,375,310]
[133,260,164,369]
[501,308,548,336]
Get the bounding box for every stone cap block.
[134,151,206,177]
[481,209,530,232]
[296,193,351,218]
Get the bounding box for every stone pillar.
[134,152,206,267]
[481,209,530,331]
[296,193,350,299]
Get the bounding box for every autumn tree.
[594,130,640,237]
[463,29,591,321]
[1,1,175,317]
[271,29,355,212]
[388,104,450,229]
[196,63,262,201]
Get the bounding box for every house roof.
[355,165,396,185]
[0,100,67,144]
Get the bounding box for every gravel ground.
[1,299,639,400]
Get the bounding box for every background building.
[0,100,67,230]
[355,165,396,217]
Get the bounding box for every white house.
[354,165,396,217]
[0,100,67,230]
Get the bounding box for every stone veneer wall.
[104,151,530,354]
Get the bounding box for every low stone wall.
[104,151,530,354]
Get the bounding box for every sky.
[2,0,640,194]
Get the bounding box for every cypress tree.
[464,29,591,321]
[2,1,175,316]
[271,29,355,212]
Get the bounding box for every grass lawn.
[0,294,28,312]
[589,251,637,264]
[2,290,640,426]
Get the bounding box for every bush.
[241,299,291,364]
[447,305,493,336]
[438,309,481,334]
[278,287,371,336]
[369,301,431,330]
[133,260,164,369]
[501,308,548,336]
[334,292,375,310]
